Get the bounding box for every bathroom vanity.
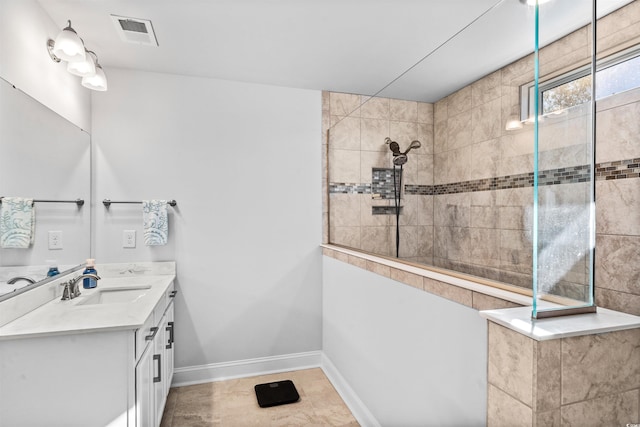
[0,262,176,427]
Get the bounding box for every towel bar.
[0,197,84,206]
[103,199,177,207]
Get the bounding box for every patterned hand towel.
[0,197,35,249]
[142,200,168,246]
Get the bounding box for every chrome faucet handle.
[60,282,71,301]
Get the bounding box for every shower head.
[393,154,408,166]
[385,137,401,155]
[403,140,421,154]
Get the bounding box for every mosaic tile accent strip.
[330,158,639,196]
[328,183,371,194]
[371,168,402,200]
[372,206,403,215]
[596,158,640,180]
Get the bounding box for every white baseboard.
[172,350,322,387]
[321,353,381,427]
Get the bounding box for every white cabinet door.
[136,346,154,427]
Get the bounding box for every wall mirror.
[0,77,91,300]
[327,0,635,312]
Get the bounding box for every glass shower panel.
[532,0,596,318]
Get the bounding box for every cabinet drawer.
[135,313,156,362]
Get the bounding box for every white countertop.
[0,269,175,340]
[480,306,640,341]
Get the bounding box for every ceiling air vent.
[110,15,158,46]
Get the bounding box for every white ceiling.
[37,0,633,102]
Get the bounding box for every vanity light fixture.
[47,20,85,62]
[81,61,108,91]
[67,49,96,77]
[47,20,108,91]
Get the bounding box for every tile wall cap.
[321,244,531,306]
[480,306,640,341]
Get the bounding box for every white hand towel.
[0,197,35,249]
[142,200,168,246]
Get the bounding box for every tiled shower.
[324,0,640,316]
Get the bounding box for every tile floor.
[160,368,360,426]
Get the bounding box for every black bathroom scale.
[254,380,300,408]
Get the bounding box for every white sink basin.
[79,286,151,305]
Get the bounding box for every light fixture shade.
[67,50,96,76]
[81,64,108,91]
[52,22,86,62]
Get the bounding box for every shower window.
[521,44,640,120]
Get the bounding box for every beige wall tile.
[329,226,360,248]
[399,195,418,226]
[361,150,390,183]
[595,234,640,294]
[596,179,640,235]
[561,389,639,427]
[501,55,534,87]
[417,123,435,156]
[500,229,533,275]
[415,154,434,186]
[361,118,389,152]
[417,225,434,258]
[390,99,418,122]
[333,250,349,263]
[398,225,420,258]
[434,99,448,123]
[423,277,472,307]
[366,260,391,278]
[434,152,449,185]
[329,194,361,227]
[448,86,473,116]
[417,102,434,125]
[596,287,640,316]
[488,322,534,407]
[562,329,640,405]
[447,112,473,151]
[390,120,418,146]
[539,27,589,77]
[473,71,502,107]
[472,98,502,144]
[330,92,361,117]
[329,115,360,150]
[417,195,434,226]
[328,148,360,183]
[533,340,561,412]
[434,120,448,154]
[487,384,533,427]
[348,254,367,269]
[360,96,390,119]
[390,268,423,290]
[596,101,640,164]
[448,146,472,183]
[470,228,501,268]
[469,139,501,181]
[360,194,390,227]
[361,226,391,256]
[534,409,560,427]
[472,293,521,311]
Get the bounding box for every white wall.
[0,0,91,131]
[91,68,323,368]
[323,256,487,426]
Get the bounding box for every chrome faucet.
[60,273,101,301]
[7,276,36,285]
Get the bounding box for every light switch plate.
[123,230,136,248]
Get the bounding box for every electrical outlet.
[123,230,136,248]
[48,231,63,250]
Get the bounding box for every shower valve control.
[123,230,136,248]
